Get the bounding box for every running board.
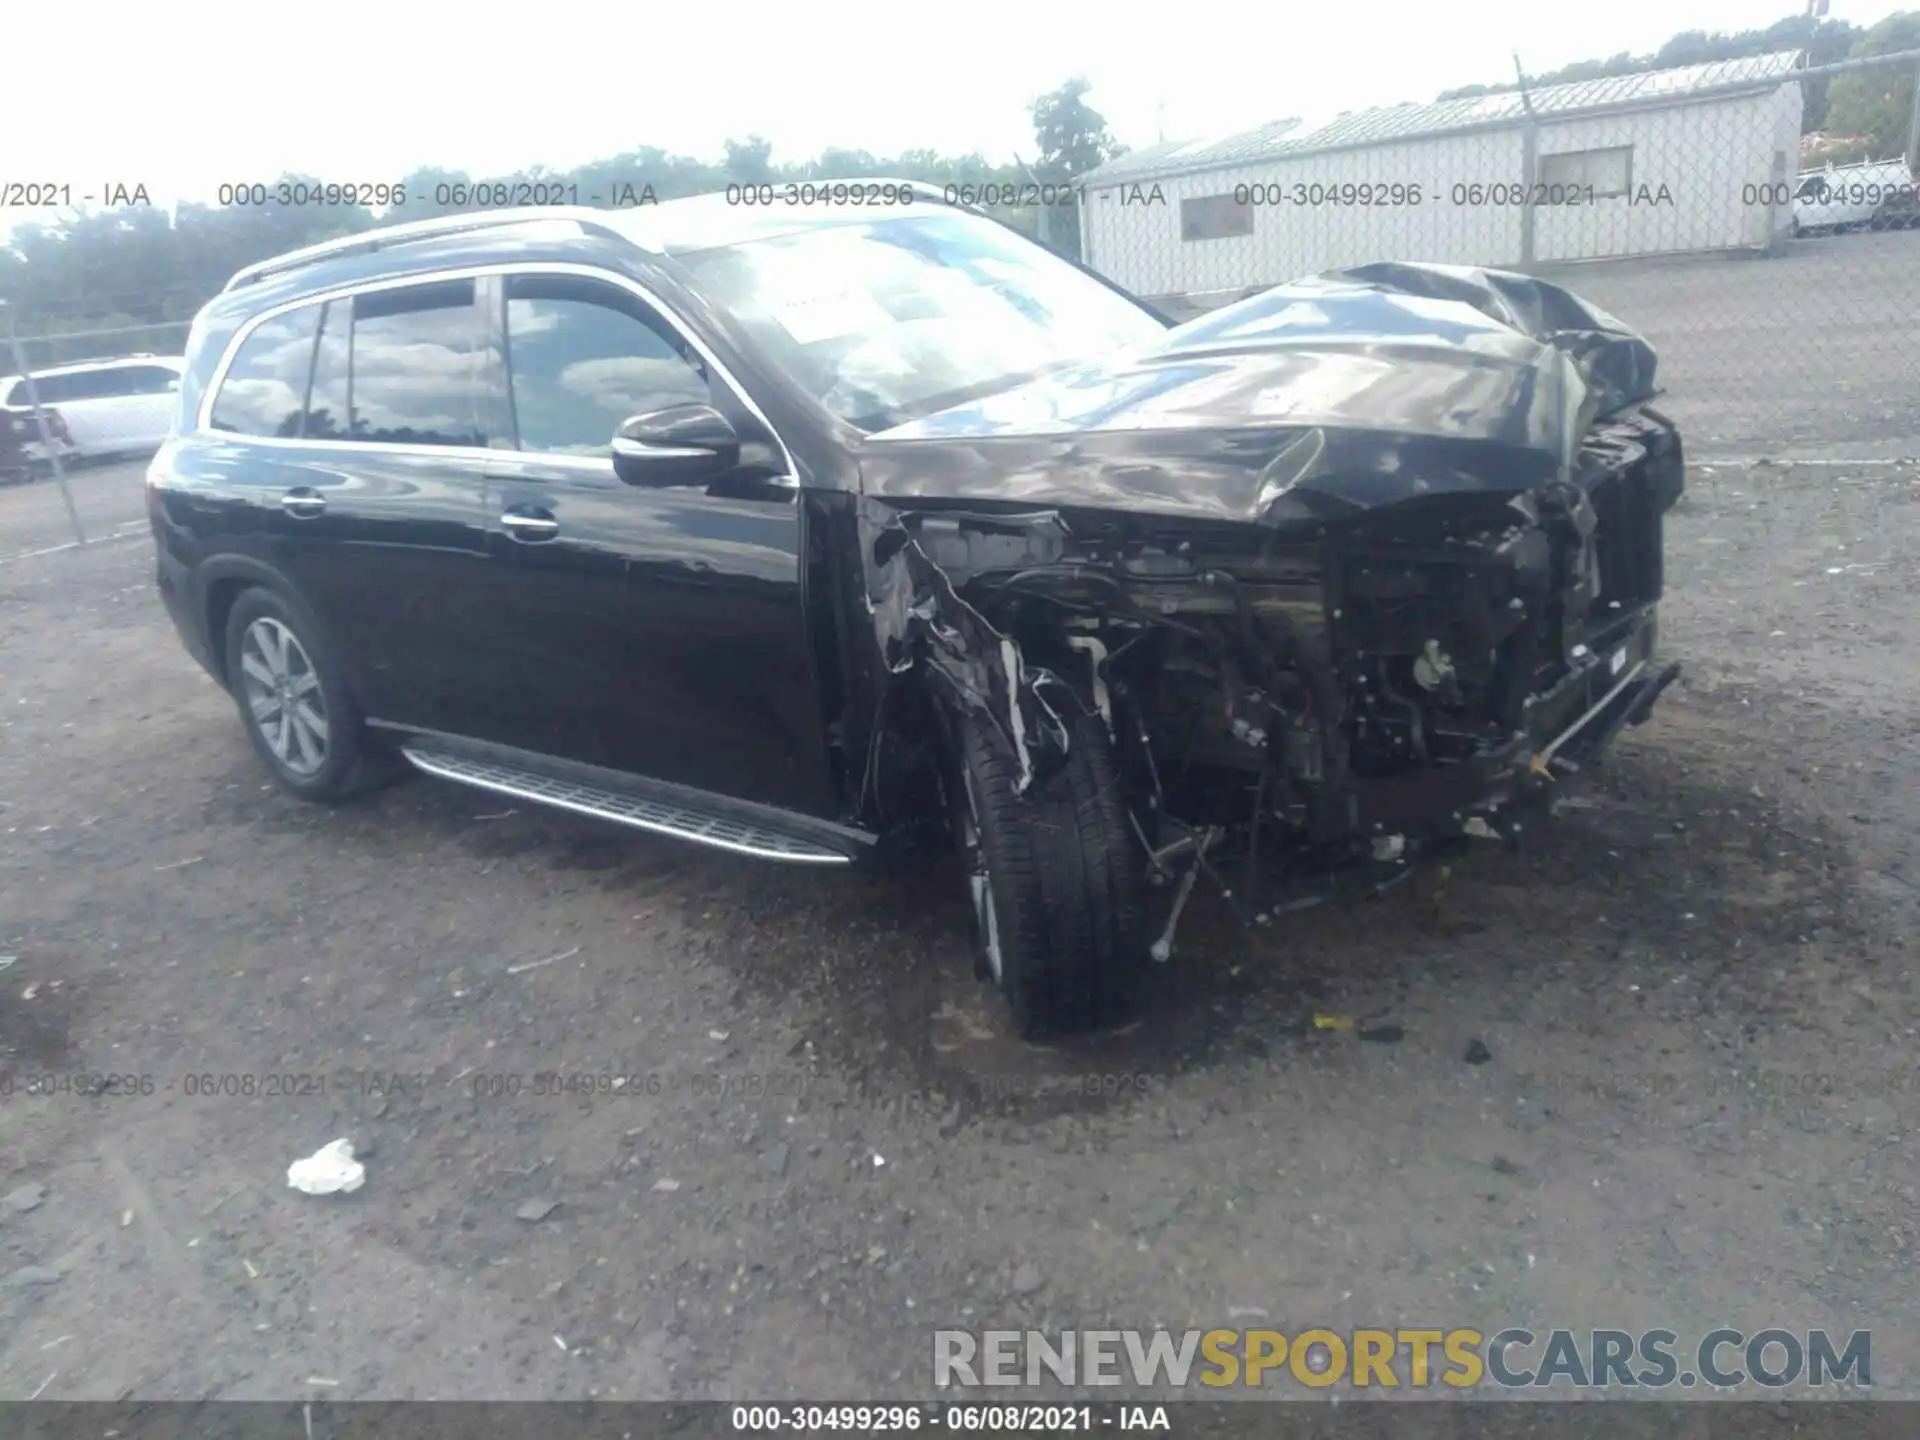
[398,738,864,865]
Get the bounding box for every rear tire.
[949,706,1146,1039]
[222,586,403,803]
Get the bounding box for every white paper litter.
[287,1139,365,1196]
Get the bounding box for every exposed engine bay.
[846,260,1687,959]
[857,403,1682,912]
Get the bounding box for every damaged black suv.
[149,186,1683,1038]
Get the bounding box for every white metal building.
[1081,53,1806,303]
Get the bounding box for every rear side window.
[24,372,78,403]
[37,370,100,402]
[59,368,140,400]
[304,300,351,440]
[348,279,488,446]
[209,306,323,437]
[503,275,710,455]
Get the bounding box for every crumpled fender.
[857,497,1074,794]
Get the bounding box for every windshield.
[676,210,1168,432]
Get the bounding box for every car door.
[124,363,182,448]
[476,269,834,816]
[72,366,142,455]
[94,368,144,454]
[203,280,499,732]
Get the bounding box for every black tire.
[949,705,1146,1039]
[221,586,402,802]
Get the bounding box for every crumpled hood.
[859,261,1661,526]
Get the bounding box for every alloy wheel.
[237,616,329,777]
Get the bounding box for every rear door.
[202,279,500,731]
[474,269,833,814]
[122,363,183,449]
[282,278,504,731]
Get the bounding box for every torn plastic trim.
[858,497,1077,794]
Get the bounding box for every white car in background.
[0,355,184,461]
[1793,157,1919,234]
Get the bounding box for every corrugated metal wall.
[1083,87,1803,297]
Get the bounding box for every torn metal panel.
[1324,261,1661,423]
[857,497,1074,794]
[840,255,1683,895]
[859,260,1661,527]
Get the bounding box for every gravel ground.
[1,455,1916,1401]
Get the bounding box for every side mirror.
[611,403,741,487]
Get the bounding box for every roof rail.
[220,207,634,294]
[220,184,979,295]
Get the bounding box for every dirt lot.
[1,455,1917,1401]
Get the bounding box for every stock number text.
[727,182,916,207]
[1236,181,1423,207]
[219,182,406,207]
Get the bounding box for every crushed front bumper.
[1333,601,1679,845]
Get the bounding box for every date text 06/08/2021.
[728,1404,1169,1432]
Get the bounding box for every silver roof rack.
[220,184,977,296]
[220,207,635,294]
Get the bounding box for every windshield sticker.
[767,290,894,346]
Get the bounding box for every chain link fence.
[6,48,1918,552]
[2,315,195,550]
[1083,49,1920,459]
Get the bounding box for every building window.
[1180,193,1253,241]
[1539,146,1633,199]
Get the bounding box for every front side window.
[209,306,323,437]
[676,209,1167,432]
[348,279,487,447]
[504,276,711,456]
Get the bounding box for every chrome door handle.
[501,510,559,540]
[281,489,325,517]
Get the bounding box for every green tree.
[1030,77,1125,181]
[0,128,1058,360]
[723,137,777,185]
[1025,78,1126,261]
[1823,11,1920,160]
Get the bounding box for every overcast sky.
[5,0,1906,219]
